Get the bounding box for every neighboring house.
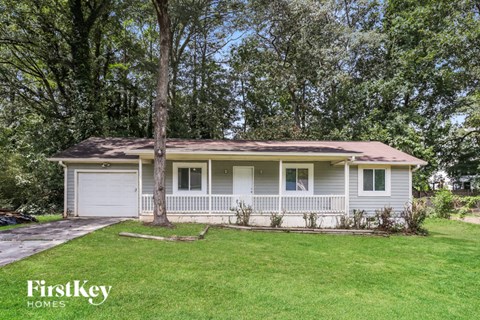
[452,175,479,191]
[48,138,427,227]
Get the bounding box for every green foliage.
[1,0,478,210]
[461,196,480,210]
[269,211,284,228]
[431,189,455,219]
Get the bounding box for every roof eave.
[125,149,362,157]
[47,157,139,163]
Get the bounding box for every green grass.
[0,214,63,231]
[1,219,480,319]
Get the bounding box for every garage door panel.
[77,172,137,217]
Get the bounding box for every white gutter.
[58,161,68,218]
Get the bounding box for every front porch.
[138,157,351,217]
[141,194,346,215]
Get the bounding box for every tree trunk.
[151,0,172,227]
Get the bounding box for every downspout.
[58,161,68,219]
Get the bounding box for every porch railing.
[141,194,345,214]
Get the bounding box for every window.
[173,163,207,194]
[283,164,314,194]
[178,168,202,191]
[358,166,391,196]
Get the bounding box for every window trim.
[173,162,207,195]
[358,165,391,197]
[282,163,314,195]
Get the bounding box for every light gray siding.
[66,163,139,213]
[142,160,203,195]
[349,165,410,215]
[314,162,344,195]
[142,160,346,195]
[212,161,279,194]
[66,161,410,216]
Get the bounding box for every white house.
[49,138,427,227]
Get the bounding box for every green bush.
[431,189,454,219]
[463,196,480,210]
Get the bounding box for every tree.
[151,0,173,226]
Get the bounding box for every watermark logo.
[27,280,112,308]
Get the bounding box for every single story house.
[48,137,427,227]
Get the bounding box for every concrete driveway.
[0,218,122,267]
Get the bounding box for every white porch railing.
[141,194,345,214]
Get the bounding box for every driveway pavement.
[0,218,122,267]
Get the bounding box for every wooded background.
[0,0,478,213]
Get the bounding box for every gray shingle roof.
[49,137,427,165]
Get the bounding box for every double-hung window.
[173,163,207,194]
[358,166,391,196]
[283,164,314,194]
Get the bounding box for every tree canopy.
[0,0,478,211]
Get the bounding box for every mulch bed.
[218,224,388,236]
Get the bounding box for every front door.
[232,166,254,206]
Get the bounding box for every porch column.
[278,160,283,214]
[138,157,143,215]
[344,160,350,216]
[208,159,212,214]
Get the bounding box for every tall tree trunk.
[151,0,172,227]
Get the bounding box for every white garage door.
[77,172,138,217]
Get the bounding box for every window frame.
[282,163,314,195]
[172,162,207,195]
[358,165,391,197]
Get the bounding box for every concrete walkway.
[0,218,122,267]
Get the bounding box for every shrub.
[337,215,353,229]
[302,212,318,228]
[270,211,284,228]
[352,209,367,229]
[375,207,396,232]
[431,189,454,219]
[401,199,428,234]
[464,196,480,210]
[366,216,376,229]
[459,207,470,219]
[231,200,252,226]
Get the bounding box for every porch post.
[138,157,143,215]
[344,159,350,216]
[208,159,212,214]
[278,160,283,214]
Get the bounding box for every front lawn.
[1,219,479,319]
